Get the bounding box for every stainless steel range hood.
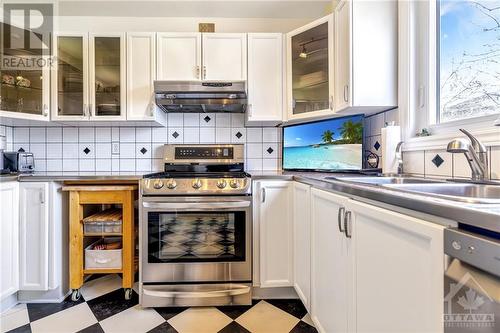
[154,81,247,113]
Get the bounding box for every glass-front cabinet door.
[0,24,50,120]
[286,14,334,121]
[89,34,126,120]
[52,34,88,120]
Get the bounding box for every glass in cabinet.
[90,34,125,119]
[54,35,87,118]
[287,15,334,119]
[1,23,49,119]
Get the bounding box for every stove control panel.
[175,147,233,159]
[141,177,251,195]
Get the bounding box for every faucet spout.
[447,130,489,181]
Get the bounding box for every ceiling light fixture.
[299,45,308,58]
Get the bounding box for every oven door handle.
[142,285,251,298]
[142,201,251,210]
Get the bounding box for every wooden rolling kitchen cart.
[63,185,137,301]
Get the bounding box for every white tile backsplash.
[79,128,95,142]
[452,153,472,179]
[6,114,286,174]
[30,128,46,142]
[490,146,500,180]
[183,128,200,143]
[402,150,424,175]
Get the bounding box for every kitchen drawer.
[85,238,122,270]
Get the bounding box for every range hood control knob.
[192,179,202,189]
[166,179,177,189]
[229,179,239,189]
[153,180,164,189]
[216,179,227,189]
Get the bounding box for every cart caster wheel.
[124,288,133,300]
[71,289,81,301]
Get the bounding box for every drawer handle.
[95,258,112,264]
[337,206,345,232]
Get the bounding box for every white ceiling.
[57,1,332,19]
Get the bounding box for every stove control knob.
[229,179,239,189]
[192,179,202,189]
[216,179,227,189]
[166,179,177,189]
[153,180,164,189]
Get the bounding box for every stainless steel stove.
[139,144,252,307]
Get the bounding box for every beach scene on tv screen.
[283,115,363,170]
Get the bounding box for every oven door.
[140,196,252,283]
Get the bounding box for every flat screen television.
[282,115,364,171]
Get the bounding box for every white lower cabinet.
[19,182,50,290]
[310,188,350,333]
[18,182,65,294]
[254,180,293,288]
[0,181,19,300]
[349,200,444,333]
[292,182,311,311]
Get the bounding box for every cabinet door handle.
[203,66,207,80]
[196,65,200,79]
[343,85,349,103]
[261,188,266,203]
[344,211,352,238]
[39,190,45,204]
[337,206,345,232]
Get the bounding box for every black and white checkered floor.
[1,275,318,333]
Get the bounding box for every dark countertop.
[2,170,499,233]
[249,171,500,234]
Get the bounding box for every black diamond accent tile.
[432,154,444,168]
[86,288,138,321]
[218,321,251,333]
[172,131,179,139]
[265,299,308,319]
[148,321,179,333]
[154,307,188,321]
[290,321,319,333]
[373,141,381,151]
[204,115,211,123]
[235,132,243,139]
[77,323,105,333]
[17,147,25,153]
[267,147,274,154]
[83,147,91,155]
[5,323,32,333]
[27,293,85,322]
[140,147,148,155]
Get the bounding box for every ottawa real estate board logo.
[1,2,54,71]
[444,272,496,329]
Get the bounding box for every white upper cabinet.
[349,200,444,333]
[156,33,202,81]
[286,14,334,122]
[89,33,126,120]
[202,33,247,81]
[52,33,89,121]
[256,181,294,288]
[0,24,50,122]
[334,0,397,113]
[127,32,159,121]
[247,33,284,124]
[0,181,19,300]
[292,182,311,311]
[19,182,49,291]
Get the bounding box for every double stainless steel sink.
[325,176,500,204]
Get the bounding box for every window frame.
[400,0,500,151]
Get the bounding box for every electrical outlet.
[112,142,120,155]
